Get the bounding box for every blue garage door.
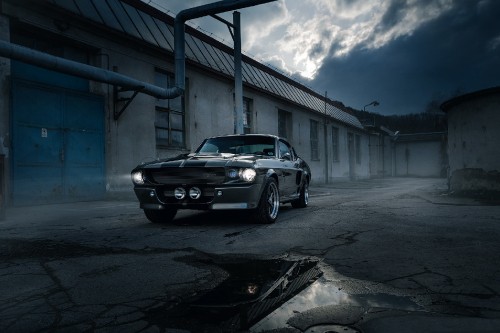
[11,74,105,205]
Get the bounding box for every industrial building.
[441,86,500,193]
[0,0,370,206]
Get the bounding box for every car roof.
[206,133,295,142]
[205,134,282,141]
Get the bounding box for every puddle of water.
[250,278,350,332]
[304,324,361,333]
[146,255,421,333]
[251,277,421,332]
[145,256,322,332]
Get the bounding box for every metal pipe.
[0,39,182,99]
[233,11,243,134]
[173,0,275,97]
[0,0,276,100]
[324,91,329,183]
[174,0,276,94]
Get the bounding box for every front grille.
[148,167,226,185]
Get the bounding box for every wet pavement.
[1,178,500,332]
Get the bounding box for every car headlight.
[131,171,144,185]
[240,168,257,182]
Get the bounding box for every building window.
[154,69,184,147]
[355,134,361,164]
[243,97,252,134]
[234,97,253,134]
[332,126,339,162]
[278,109,292,139]
[155,108,184,147]
[310,119,319,161]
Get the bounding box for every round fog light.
[174,187,186,200]
[189,187,202,199]
[227,169,238,179]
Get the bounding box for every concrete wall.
[0,14,10,211]
[394,141,443,177]
[183,75,370,184]
[447,94,500,173]
[369,134,393,178]
[445,89,500,192]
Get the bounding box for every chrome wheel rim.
[304,183,309,205]
[267,182,280,219]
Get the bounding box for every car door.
[278,140,298,198]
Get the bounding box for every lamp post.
[362,100,380,127]
[363,100,379,111]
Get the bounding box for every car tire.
[253,178,280,224]
[291,181,309,208]
[144,208,177,223]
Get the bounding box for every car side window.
[279,141,293,160]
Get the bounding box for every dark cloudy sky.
[144,0,500,115]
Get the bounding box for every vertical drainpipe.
[324,91,329,184]
[173,15,186,96]
[391,138,396,176]
[174,0,276,109]
[233,11,243,134]
[381,135,385,177]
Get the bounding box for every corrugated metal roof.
[48,0,364,129]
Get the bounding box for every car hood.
[138,154,261,170]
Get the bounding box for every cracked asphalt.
[1,178,500,332]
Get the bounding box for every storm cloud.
[144,0,500,115]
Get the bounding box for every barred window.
[234,97,253,134]
[243,97,252,134]
[278,109,292,139]
[332,126,339,162]
[310,119,319,161]
[155,108,184,147]
[154,69,184,147]
[355,134,361,164]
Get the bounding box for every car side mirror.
[282,152,291,161]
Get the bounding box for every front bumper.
[134,183,264,211]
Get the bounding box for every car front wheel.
[144,208,177,223]
[253,178,280,224]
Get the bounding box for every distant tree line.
[345,101,447,134]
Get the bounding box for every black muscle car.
[131,134,310,224]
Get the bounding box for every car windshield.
[196,136,276,157]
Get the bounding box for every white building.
[441,86,500,193]
[0,0,370,206]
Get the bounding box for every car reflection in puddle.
[145,256,321,332]
[252,276,421,332]
[146,256,421,332]
[191,257,322,332]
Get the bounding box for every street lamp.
[363,100,380,111]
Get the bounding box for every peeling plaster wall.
[446,91,500,192]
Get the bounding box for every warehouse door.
[11,79,105,205]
